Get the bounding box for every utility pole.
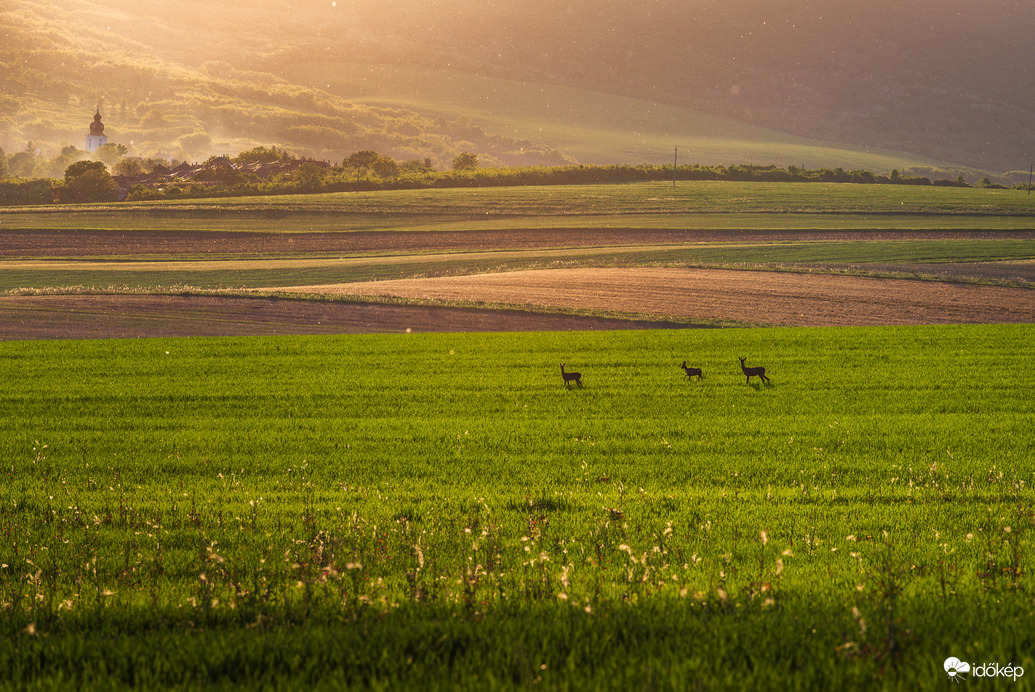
[673,146,678,187]
[1028,163,1032,196]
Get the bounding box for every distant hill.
[290,62,939,173]
[3,0,1032,173]
[0,1,570,169]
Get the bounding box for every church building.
[85,110,108,151]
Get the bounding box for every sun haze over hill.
[2,0,1032,173]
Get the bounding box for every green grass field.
[5,179,1035,218]
[2,180,1034,687]
[2,325,1033,688]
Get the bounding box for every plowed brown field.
[3,226,1033,338]
[280,267,1035,327]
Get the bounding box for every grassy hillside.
[290,63,937,171]
[4,0,1033,174]
[0,2,569,168]
[347,0,1035,171]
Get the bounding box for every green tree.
[452,152,478,171]
[64,160,108,183]
[343,150,381,174]
[294,162,326,191]
[0,147,7,179]
[113,158,146,177]
[0,179,58,205]
[7,151,41,178]
[43,149,80,179]
[372,156,400,179]
[95,142,128,165]
[63,161,118,202]
[401,158,434,174]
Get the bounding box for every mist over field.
[3,0,1034,171]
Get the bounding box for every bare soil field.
[0,294,690,341]
[3,227,1032,338]
[289,267,1035,327]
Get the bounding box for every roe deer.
[680,361,704,380]
[560,363,583,388]
[739,356,770,384]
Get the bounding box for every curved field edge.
[270,267,1035,328]
[2,258,1032,338]
[0,293,737,341]
[246,291,756,328]
[0,325,1033,688]
[3,239,1035,295]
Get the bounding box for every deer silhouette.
[560,363,583,388]
[739,356,770,384]
[680,361,704,380]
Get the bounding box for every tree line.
[0,145,1027,206]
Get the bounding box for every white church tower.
[85,110,108,152]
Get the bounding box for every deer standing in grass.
[680,361,704,381]
[739,356,770,384]
[560,363,583,388]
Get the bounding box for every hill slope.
[291,62,939,171]
[2,0,1031,172]
[0,1,570,168]
[350,0,1033,171]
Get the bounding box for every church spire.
[90,110,105,136]
[85,109,109,151]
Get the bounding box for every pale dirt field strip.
[270,267,1035,327]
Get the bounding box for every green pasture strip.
[602,238,1035,267]
[104,180,1035,215]
[4,180,1035,220]
[0,325,1033,687]
[9,238,1035,269]
[4,212,1035,236]
[0,211,442,234]
[3,239,1034,293]
[415,213,1035,234]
